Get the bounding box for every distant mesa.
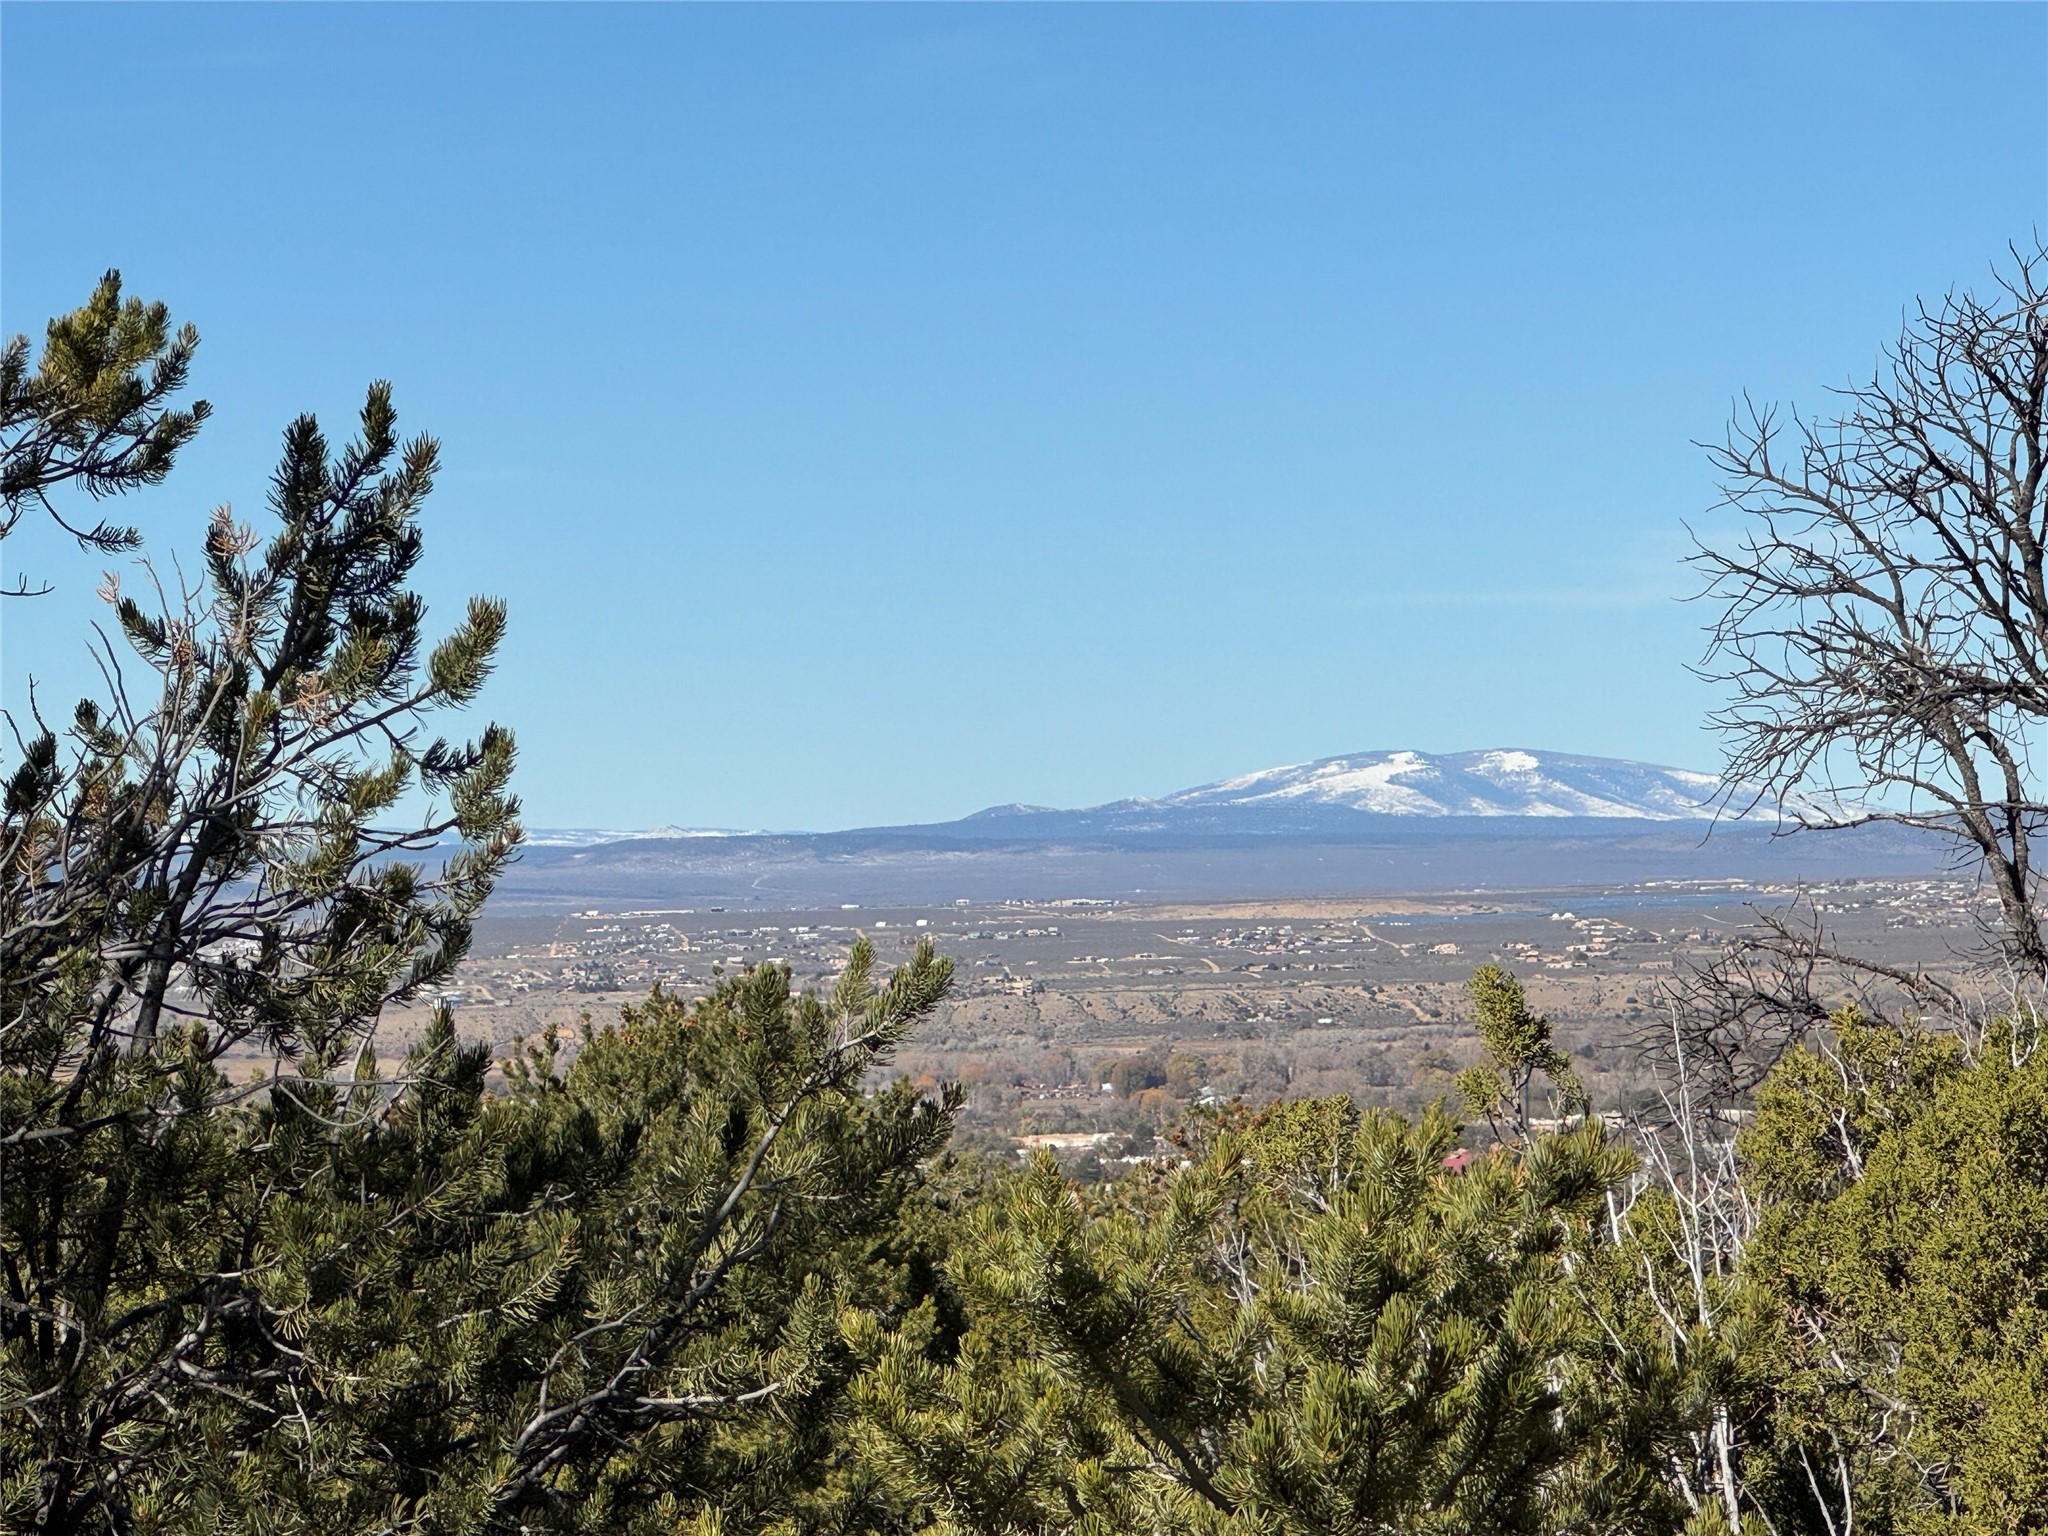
[523,824,753,848]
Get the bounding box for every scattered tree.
[1456,963,1586,1142]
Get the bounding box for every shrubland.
[7,261,2048,1533]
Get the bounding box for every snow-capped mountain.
[1146,749,1730,821]
[926,748,1793,839]
[501,749,1919,907]
[533,751,1767,848]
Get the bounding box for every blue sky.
[4,4,2044,830]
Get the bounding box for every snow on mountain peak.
[1157,749,1738,820]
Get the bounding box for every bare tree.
[1693,242,2048,978]
[1642,896,1961,1112]
[1611,1017,1761,1536]
[1663,242,2048,1103]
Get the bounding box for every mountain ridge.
[529,750,1758,847]
[972,748,1737,825]
[500,748,1928,910]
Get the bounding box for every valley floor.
[300,874,1999,1157]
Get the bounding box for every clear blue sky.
[4,4,2044,830]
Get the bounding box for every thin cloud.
[1359,585,1675,610]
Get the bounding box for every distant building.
[1016,1131,1115,1153]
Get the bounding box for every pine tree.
[40,942,956,1534]
[1731,1011,2048,1534]
[3,279,966,1533]
[1456,964,1586,1143]
[849,1094,1690,1536]
[2,341,519,1524]
[1,270,208,579]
